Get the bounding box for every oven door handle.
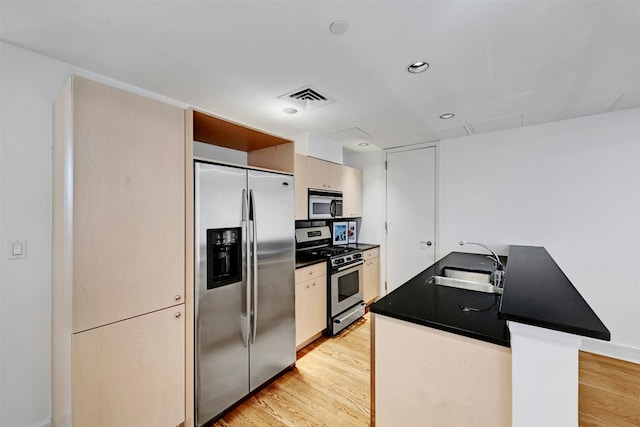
[334,302,366,324]
[335,260,364,272]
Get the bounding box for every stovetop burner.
[295,225,362,265]
[303,246,358,258]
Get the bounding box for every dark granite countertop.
[348,243,380,251]
[500,245,610,341]
[295,258,326,269]
[370,252,510,347]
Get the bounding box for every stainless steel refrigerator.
[194,161,296,426]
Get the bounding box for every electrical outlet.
[8,240,27,260]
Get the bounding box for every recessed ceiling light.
[358,142,369,147]
[439,113,455,119]
[407,61,429,73]
[283,108,298,114]
[330,21,349,35]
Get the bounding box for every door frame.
[384,142,440,295]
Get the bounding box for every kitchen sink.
[442,268,491,283]
[427,267,502,294]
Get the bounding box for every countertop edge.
[295,258,327,269]
[499,312,611,341]
[499,245,611,341]
[371,309,511,348]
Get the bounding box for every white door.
[386,146,436,294]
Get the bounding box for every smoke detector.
[278,85,336,110]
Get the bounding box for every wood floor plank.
[579,350,640,427]
[212,314,371,426]
[211,316,640,427]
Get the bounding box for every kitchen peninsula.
[370,245,610,427]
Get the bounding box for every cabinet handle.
[306,284,310,289]
[175,295,181,301]
[175,312,182,318]
[312,282,316,287]
[308,271,313,275]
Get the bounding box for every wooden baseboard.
[579,350,640,426]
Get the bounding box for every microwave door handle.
[330,199,336,217]
[250,189,258,344]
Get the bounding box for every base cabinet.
[295,263,327,348]
[72,306,185,427]
[363,248,380,304]
[373,314,512,426]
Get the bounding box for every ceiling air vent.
[278,85,336,110]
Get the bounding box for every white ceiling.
[2,1,640,151]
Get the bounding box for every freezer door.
[247,170,296,391]
[194,162,249,426]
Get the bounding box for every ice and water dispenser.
[207,227,242,289]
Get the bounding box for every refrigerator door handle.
[250,189,258,344]
[242,188,250,348]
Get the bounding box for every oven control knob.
[353,253,362,260]
[335,258,344,265]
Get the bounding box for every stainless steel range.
[296,226,366,335]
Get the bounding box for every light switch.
[12,242,23,256]
[9,240,27,260]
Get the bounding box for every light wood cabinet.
[72,306,185,427]
[295,155,363,219]
[342,165,363,218]
[363,247,380,304]
[295,263,327,349]
[52,75,185,426]
[307,156,343,191]
[294,154,309,220]
[373,315,512,426]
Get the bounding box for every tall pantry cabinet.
[52,76,186,426]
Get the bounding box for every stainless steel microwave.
[308,189,343,219]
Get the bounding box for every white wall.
[344,151,386,290]
[438,108,640,361]
[0,42,188,427]
[193,141,248,165]
[351,108,640,362]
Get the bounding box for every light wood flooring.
[579,351,640,427]
[210,312,640,427]
[212,314,371,427]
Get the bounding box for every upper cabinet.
[55,76,186,333]
[342,166,363,218]
[294,155,363,220]
[306,156,343,192]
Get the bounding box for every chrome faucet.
[459,241,505,288]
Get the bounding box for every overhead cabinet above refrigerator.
[194,161,296,426]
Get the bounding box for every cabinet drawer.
[364,247,380,260]
[295,262,327,283]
